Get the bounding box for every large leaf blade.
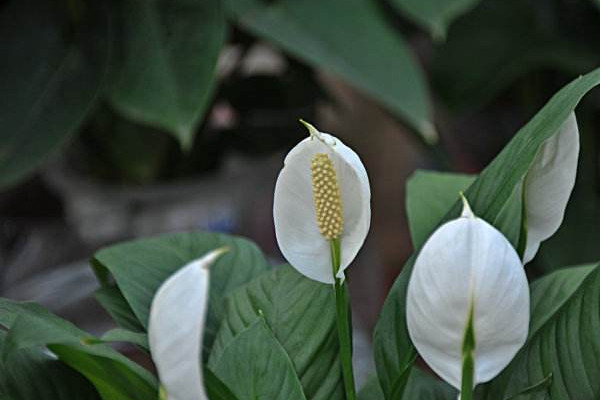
[479,264,600,399]
[226,0,435,142]
[0,0,110,188]
[212,319,307,400]
[107,0,226,148]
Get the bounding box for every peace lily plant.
[2,68,600,400]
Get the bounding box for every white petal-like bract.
[406,199,530,390]
[148,248,226,400]
[273,122,371,284]
[523,113,579,263]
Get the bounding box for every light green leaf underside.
[0,0,110,188]
[479,264,600,399]
[93,232,271,356]
[373,67,600,400]
[390,0,481,40]
[0,299,157,400]
[212,319,307,400]
[107,0,226,148]
[226,0,435,142]
[209,265,343,400]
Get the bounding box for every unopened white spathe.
[148,248,226,400]
[523,113,579,263]
[273,121,371,284]
[406,197,530,390]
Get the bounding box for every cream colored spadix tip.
[311,153,344,240]
[460,192,475,219]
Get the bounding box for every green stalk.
[460,302,476,400]
[330,238,357,400]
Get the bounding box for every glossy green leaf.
[107,0,226,148]
[373,67,600,400]
[204,368,241,400]
[0,331,100,400]
[479,264,600,399]
[0,299,158,400]
[358,368,456,400]
[0,0,110,188]
[212,319,307,400]
[209,265,343,400]
[226,0,436,143]
[390,0,480,39]
[93,232,271,354]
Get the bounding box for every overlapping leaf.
[93,232,271,354]
[209,265,343,400]
[479,264,600,399]
[373,67,600,400]
[0,299,157,400]
[212,319,307,400]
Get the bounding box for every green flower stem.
[460,302,476,400]
[330,238,357,400]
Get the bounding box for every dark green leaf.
[433,0,600,109]
[358,376,385,400]
[93,232,271,354]
[358,368,456,400]
[373,67,600,400]
[204,368,241,400]
[209,265,343,400]
[95,285,145,333]
[226,0,436,142]
[107,0,226,148]
[480,264,600,399]
[0,0,110,188]
[0,299,158,400]
[212,319,307,400]
[0,331,100,400]
[390,0,481,39]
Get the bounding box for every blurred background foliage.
[1,0,600,337]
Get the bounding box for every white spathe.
[406,198,530,390]
[523,113,579,263]
[148,248,226,400]
[273,121,371,284]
